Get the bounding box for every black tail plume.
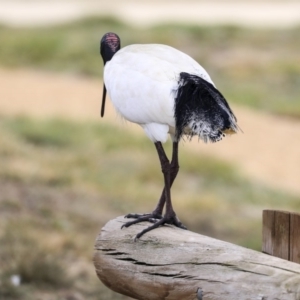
[174,72,238,142]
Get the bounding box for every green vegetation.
[0,17,300,117]
[1,116,299,299]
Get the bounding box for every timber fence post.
[262,209,300,264]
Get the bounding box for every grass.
[0,116,299,299]
[0,17,300,117]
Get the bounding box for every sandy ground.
[1,68,300,197]
[0,1,300,28]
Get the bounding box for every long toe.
[125,212,163,219]
[121,214,161,229]
[173,217,187,230]
[134,214,187,240]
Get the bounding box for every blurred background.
[0,0,300,299]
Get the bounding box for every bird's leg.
[149,141,180,215]
[132,142,186,239]
[122,142,186,240]
[124,142,179,222]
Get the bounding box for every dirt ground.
[1,68,300,196]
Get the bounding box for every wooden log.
[94,216,300,300]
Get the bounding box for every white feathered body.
[103,44,214,143]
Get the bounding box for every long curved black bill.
[101,84,107,117]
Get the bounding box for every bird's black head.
[100,32,121,65]
[100,32,121,118]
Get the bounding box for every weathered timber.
[94,216,300,300]
[263,210,300,263]
[290,213,300,264]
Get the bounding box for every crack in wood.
[105,251,129,256]
[249,262,300,275]
[142,270,225,284]
[98,248,116,252]
[107,253,269,276]
[187,262,268,276]
[141,272,180,278]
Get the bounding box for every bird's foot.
[122,212,163,229]
[122,212,187,241]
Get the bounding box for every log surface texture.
[94,216,300,300]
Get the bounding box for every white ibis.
[100,32,239,239]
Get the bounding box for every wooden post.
[94,216,300,300]
[262,210,300,263]
[291,213,300,264]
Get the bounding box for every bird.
[100,32,239,240]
